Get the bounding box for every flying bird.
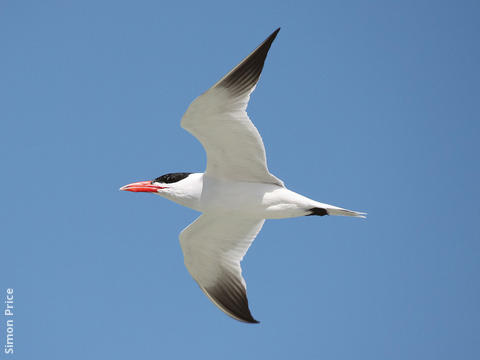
[120,28,365,323]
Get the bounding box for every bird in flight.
[120,28,365,323]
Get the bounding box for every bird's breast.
[199,177,311,219]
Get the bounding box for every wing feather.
[179,214,265,323]
[181,29,284,186]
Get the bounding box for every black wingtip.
[241,316,260,324]
[240,311,260,324]
[261,27,280,51]
[215,27,281,96]
[260,27,280,53]
[203,271,261,324]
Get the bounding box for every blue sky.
[1,0,479,359]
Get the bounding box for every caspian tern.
[120,28,365,323]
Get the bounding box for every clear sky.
[1,1,479,359]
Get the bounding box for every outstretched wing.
[179,214,265,323]
[181,28,284,187]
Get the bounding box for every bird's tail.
[308,203,367,218]
[326,207,367,218]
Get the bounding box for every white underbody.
[159,173,361,219]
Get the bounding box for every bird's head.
[120,172,193,194]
